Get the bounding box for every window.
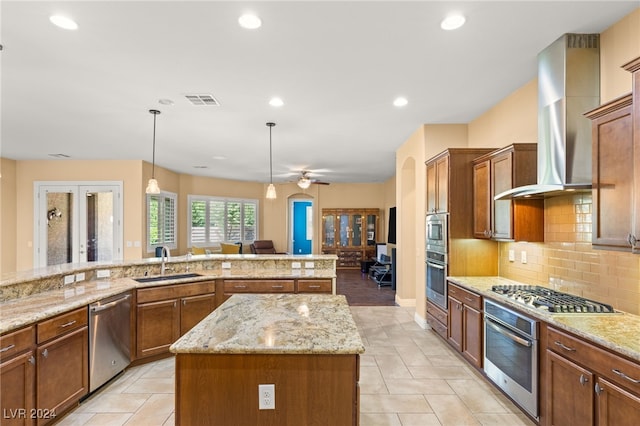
[188,195,257,247]
[147,191,177,252]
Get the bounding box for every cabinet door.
[491,152,514,240]
[447,297,463,353]
[322,213,336,250]
[36,327,88,424]
[365,214,377,245]
[473,160,491,238]
[596,376,640,425]
[136,299,179,359]
[180,293,216,336]
[591,103,634,250]
[546,350,594,426]
[462,305,482,369]
[351,214,363,248]
[338,214,351,247]
[426,161,437,214]
[436,155,449,212]
[1,351,35,426]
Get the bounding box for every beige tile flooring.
[58,306,536,426]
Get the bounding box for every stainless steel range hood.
[495,33,600,200]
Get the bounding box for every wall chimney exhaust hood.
[495,33,600,200]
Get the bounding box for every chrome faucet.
[160,246,171,275]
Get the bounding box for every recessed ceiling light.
[158,99,174,106]
[49,15,78,30]
[393,97,408,107]
[238,14,262,30]
[193,165,209,169]
[441,14,466,30]
[269,97,284,107]
[212,155,227,160]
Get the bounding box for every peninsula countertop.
[170,293,366,355]
[448,276,640,363]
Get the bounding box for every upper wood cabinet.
[426,148,494,238]
[586,57,640,253]
[472,143,544,242]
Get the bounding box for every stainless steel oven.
[425,213,448,310]
[483,299,539,420]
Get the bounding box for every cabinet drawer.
[0,325,35,362]
[547,326,640,393]
[427,314,447,340]
[297,280,332,293]
[426,301,447,326]
[137,281,216,304]
[448,283,482,311]
[37,307,87,344]
[224,280,295,293]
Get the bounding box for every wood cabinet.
[426,300,448,340]
[1,326,36,426]
[472,143,543,241]
[544,326,640,425]
[35,307,88,425]
[446,283,483,369]
[136,281,215,359]
[425,148,494,238]
[321,209,380,268]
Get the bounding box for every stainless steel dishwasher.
[89,291,132,392]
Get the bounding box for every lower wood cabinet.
[1,348,36,426]
[426,300,447,340]
[544,326,640,425]
[136,281,216,360]
[447,283,483,369]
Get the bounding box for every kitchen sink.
[133,273,203,283]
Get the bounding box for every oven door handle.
[426,261,445,270]
[486,318,532,348]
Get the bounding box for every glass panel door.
[41,187,78,266]
[366,214,377,245]
[79,185,121,262]
[351,214,362,247]
[323,214,335,248]
[339,214,350,247]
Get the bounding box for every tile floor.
[58,306,536,426]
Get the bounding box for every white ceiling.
[2,1,638,184]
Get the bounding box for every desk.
[368,257,392,286]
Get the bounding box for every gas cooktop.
[491,284,615,314]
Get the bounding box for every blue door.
[292,201,312,254]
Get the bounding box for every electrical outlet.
[258,384,275,410]
[291,262,301,269]
[521,251,528,264]
[508,249,515,262]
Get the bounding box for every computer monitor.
[376,243,387,261]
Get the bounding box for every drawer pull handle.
[308,285,320,289]
[234,285,247,289]
[464,297,474,303]
[60,320,76,328]
[0,344,16,353]
[554,341,576,352]
[271,285,284,289]
[579,374,589,385]
[612,369,640,384]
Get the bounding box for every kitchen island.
[170,293,365,426]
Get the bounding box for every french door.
[35,182,123,267]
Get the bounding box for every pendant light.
[265,122,277,199]
[145,109,161,194]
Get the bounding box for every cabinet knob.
[28,355,36,365]
[579,374,589,385]
[42,349,48,358]
[182,299,187,306]
[595,383,604,395]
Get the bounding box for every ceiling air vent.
[184,94,220,106]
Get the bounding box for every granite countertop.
[0,269,336,335]
[447,276,640,363]
[170,293,365,355]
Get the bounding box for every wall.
[1,158,17,275]
[601,8,640,103]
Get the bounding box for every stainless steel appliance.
[89,291,132,392]
[484,299,539,419]
[491,284,615,313]
[425,213,448,310]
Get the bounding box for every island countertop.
[170,293,365,355]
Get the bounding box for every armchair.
[250,240,285,254]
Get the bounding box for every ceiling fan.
[296,171,330,189]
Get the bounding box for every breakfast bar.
[169,293,365,426]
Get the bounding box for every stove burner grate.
[491,285,615,313]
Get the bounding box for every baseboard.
[414,311,428,329]
[394,295,416,307]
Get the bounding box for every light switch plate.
[64,275,75,285]
[291,262,301,269]
[75,272,85,282]
[521,251,528,264]
[304,261,315,269]
[96,269,111,278]
[508,250,515,262]
[221,262,231,269]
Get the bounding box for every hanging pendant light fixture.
[145,109,161,194]
[265,122,277,199]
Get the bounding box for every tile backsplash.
[499,193,640,315]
